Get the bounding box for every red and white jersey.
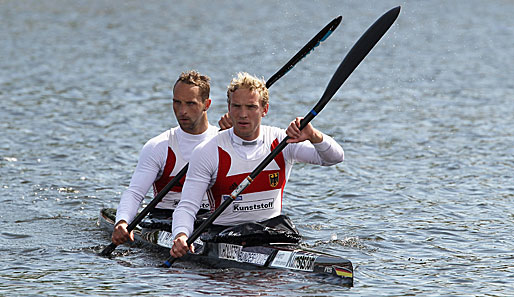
[151,128,212,210]
[115,125,218,225]
[208,128,288,224]
[172,125,344,238]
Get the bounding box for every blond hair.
[227,72,269,107]
[174,70,210,101]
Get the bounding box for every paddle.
[99,16,342,257]
[163,6,401,268]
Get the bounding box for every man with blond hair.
[170,72,344,258]
[111,70,219,245]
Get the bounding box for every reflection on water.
[1,0,513,296]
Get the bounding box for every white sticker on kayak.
[157,231,174,248]
[270,250,293,268]
[219,243,242,260]
[218,243,268,266]
[193,237,203,246]
[157,231,204,249]
[271,251,318,272]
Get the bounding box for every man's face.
[172,82,210,134]
[228,88,268,141]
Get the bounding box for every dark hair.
[174,70,210,101]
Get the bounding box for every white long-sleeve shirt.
[172,126,344,238]
[115,125,218,225]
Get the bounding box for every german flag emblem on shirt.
[269,172,279,187]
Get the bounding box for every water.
[1,0,513,295]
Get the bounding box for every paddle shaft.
[164,6,401,268]
[99,16,342,257]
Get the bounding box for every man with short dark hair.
[112,70,218,245]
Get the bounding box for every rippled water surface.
[1,0,513,296]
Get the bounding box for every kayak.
[98,208,353,286]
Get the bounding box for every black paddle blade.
[266,15,342,88]
[312,6,401,116]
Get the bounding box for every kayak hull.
[98,208,353,286]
